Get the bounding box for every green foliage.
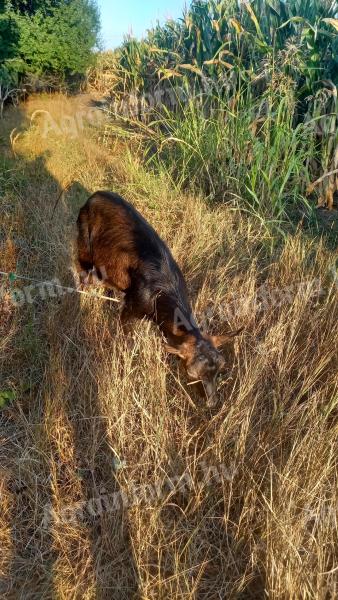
[0,389,16,408]
[104,0,338,222]
[17,0,100,78]
[0,0,100,91]
[0,11,19,60]
[111,0,338,97]
[0,57,24,85]
[7,0,64,15]
[134,83,312,227]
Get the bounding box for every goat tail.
[76,205,93,272]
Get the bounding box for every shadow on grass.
[0,105,139,598]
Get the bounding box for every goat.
[76,191,241,401]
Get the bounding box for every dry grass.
[0,93,337,599]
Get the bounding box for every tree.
[0,0,100,114]
[0,10,20,61]
[0,59,23,117]
[0,9,22,116]
[4,0,66,16]
[17,0,100,78]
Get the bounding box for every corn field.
[90,0,338,231]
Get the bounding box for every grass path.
[0,94,338,599]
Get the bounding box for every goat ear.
[165,336,196,360]
[210,327,244,348]
[165,344,186,359]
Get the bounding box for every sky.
[97,0,189,49]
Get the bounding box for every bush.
[0,0,100,95]
[17,0,100,80]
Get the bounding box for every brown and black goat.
[76,191,241,401]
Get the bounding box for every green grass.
[106,83,322,240]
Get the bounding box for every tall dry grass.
[0,93,337,599]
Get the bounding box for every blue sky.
[97,0,189,49]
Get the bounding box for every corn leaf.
[245,3,264,40]
[178,64,204,76]
[229,18,244,34]
[322,18,338,33]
